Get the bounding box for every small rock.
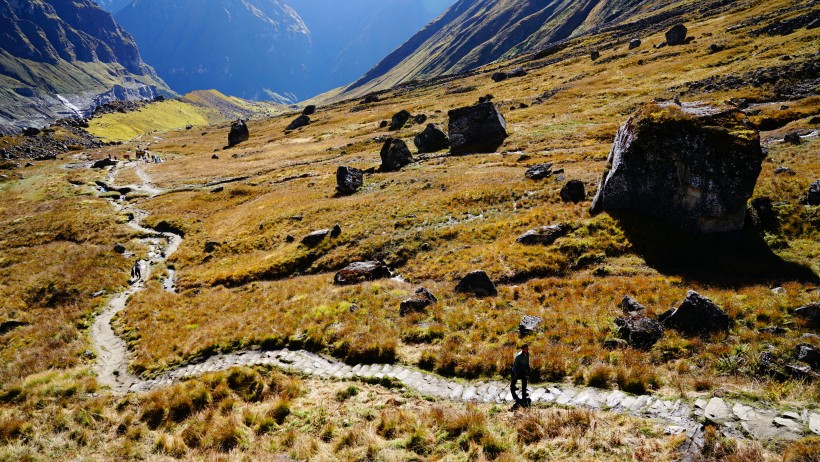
[455,270,497,297]
[810,413,820,435]
[113,243,126,254]
[508,68,527,78]
[228,119,250,146]
[629,38,641,50]
[771,287,787,295]
[413,114,427,125]
[389,110,412,130]
[212,154,219,160]
[448,102,508,155]
[285,235,295,243]
[379,139,413,172]
[286,115,310,131]
[621,296,647,316]
[795,302,820,329]
[0,320,30,335]
[92,158,117,169]
[603,338,628,349]
[302,105,316,116]
[478,94,494,103]
[400,287,438,316]
[660,290,730,337]
[666,24,688,45]
[758,326,787,335]
[807,180,820,206]
[204,241,219,253]
[301,229,331,247]
[414,124,450,153]
[491,72,508,82]
[615,315,664,349]
[333,261,391,285]
[590,50,600,60]
[331,224,342,238]
[336,166,363,195]
[379,120,389,128]
[703,397,733,424]
[773,416,802,430]
[560,180,586,203]
[525,163,553,180]
[519,315,543,335]
[515,224,570,246]
[774,166,796,175]
[783,132,801,145]
[211,186,224,193]
[794,343,820,368]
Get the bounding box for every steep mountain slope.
[346,0,655,94]
[0,0,170,134]
[93,0,131,14]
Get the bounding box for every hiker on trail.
[131,260,142,282]
[511,344,530,407]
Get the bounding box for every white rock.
[704,398,733,424]
[810,413,820,435]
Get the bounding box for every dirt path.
[89,161,819,446]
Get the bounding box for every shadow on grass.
[613,212,818,288]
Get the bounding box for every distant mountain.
[0,0,170,134]
[114,0,453,102]
[347,0,651,94]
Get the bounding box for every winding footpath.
[89,162,819,448]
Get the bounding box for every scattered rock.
[525,163,553,180]
[336,166,363,195]
[709,43,725,53]
[414,114,428,125]
[621,296,647,316]
[331,224,342,238]
[666,24,688,45]
[92,158,118,169]
[783,132,801,145]
[629,38,641,50]
[455,270,497,297]
[286,115,310,131]
[361,94,380,104]
[515,224,570,246]
[379,120,388,128]
[285,235,295,243]
[211,186,224,193]
[491,72,508,82]
[590,50,600,60]
[333,261,391,285]
[758,326,787,335]
[389,110,412,130]
[603,338,629,349]
[774,167,796,176]
[301,229,331,247]
[228,119,250,146]
[508,67,527,78]
[400,287,438,316]
[794,344,820,368]
[560,180,586,203]
[448,102,508,155]
[478,94,494,103]
[795,302,820,328]
[414,124,450,153]
[519,315,543,335]
[615,315,664,349]
[590,102,765,233]
[0,320,30,335]
[810,413,820,435]
[204,241,219,253]
[660,291,730,337]
[379,139,413,172]
[212,154,219,160]
[704,397,733,424]
[807,180,820,206]
[23,127,41,137]
[113,243,126,254]
[302,105,316,116]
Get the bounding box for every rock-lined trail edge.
[90,162,819,446]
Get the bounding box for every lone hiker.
[511,344,530,408]
[131,260,142,282]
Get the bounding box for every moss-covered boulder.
[590,102,764,233]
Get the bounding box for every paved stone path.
[90,161,819,446]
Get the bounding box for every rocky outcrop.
[516,224,570,246]
[659,291,730,337]
[455,270,497,297]
[336,166,363,195]
[228,120,249,147]
[615,315,664,349]
[333,261,391,285]
[525,163,554,180]
[414,124,450,153]
[590,102,765,233]
[448,103,508,155]
[400,288,438,316]
[379,139,413,172]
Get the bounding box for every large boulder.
[455,270,497,297]
[228,119,249,146]
[795,302,820,329]
[286,115,310,131]
[333,261,391,285]
[666,24,688,45]
[336,166,363,195]
[519,315,543,335]
[400,287,438,316]
[92,158,118,169]
[379,139,413,172]
[516,224,570,246]
[629,38,642,50]
[414,124,450,153]
[560,180,586,203]
[301,229,331,247]
[525,163,553,180]
[448,102,508,155]
[590,102,765,233]
[808,180,820,205]
[795,344,820,369]
[390,110,412,130]
[615,315,663,349]
[302,105,316,116]
[659,290,730,337]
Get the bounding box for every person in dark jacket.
[511,344,530,407]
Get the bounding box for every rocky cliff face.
[0,0,169,134]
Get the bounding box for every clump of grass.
[697,425,767,462]
[335,385,359,401]
[586,363,614,389]
[203,415,247,452]
[615,365,661,394]
[226,366,266,402]
[153,432,187,457]
[783,437,820,462]
[267,398,291,425]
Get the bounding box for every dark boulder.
[590,50,600,60]
[0,320,30,335]
[515,224,570,246]
[455,270,497,297]
[774,166,796,176]
[621,295,647,316]
[331,224,342,238]
[525,163,553,180]
[379,139,414,172]
[301,229,331,247]
[414,114,427,125]
[361,94,380,104]
[491,72,508,82]
[286,115,310,131]
[747,197,778,232]
[336,166,363,195]
[519,315,543,335]
[448,102,508,155]
[629,38,641,50]
[795,302,820,329]
[400,287,438,316]
[302,105,316,116]
[666,24,688,45]
[615,315,663,349]
[390,110,412,130]
[23,127,41,137]
[808,180,820,206]
[333,261,391,285]
[228,119,250,146]
[478,94,494,103]
[794,343,820,369]
[113,243,126,254]
[590,102,765,233]
[92,158,118,169]
[560,180,586,203]
[784,132,801,144]
[660,290,730,337]
[508,67,527,78]
[379,120,389,128]
[414,124,450,153]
